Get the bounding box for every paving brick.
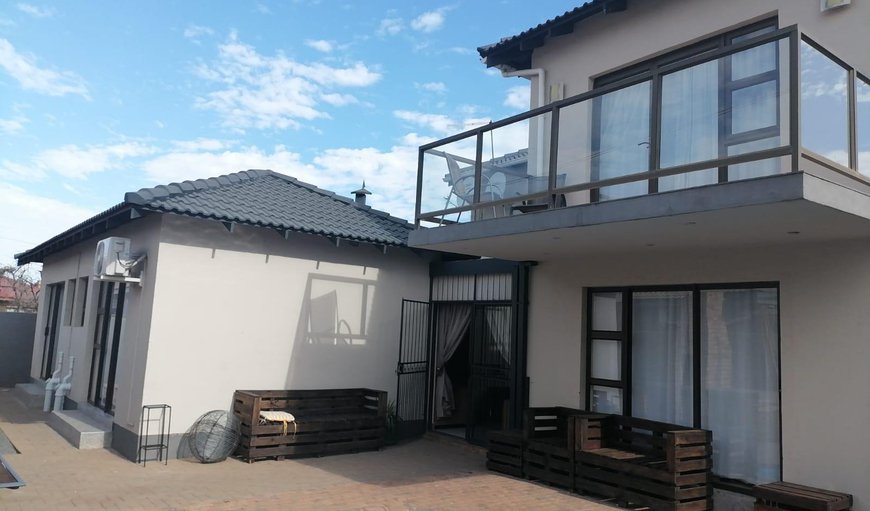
[0,391,615,511]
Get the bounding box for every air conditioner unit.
[94,237,132,277]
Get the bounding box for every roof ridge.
[125,169,275,205]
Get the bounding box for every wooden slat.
[755,481,853,511]
[236,388,387,462]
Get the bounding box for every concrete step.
[48,409,113,450]
[12,382,45,409]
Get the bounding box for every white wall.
[141,215,430,434]
[527,238,870,509]
[31,214,162,427]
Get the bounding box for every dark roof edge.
[14,203,131,265]
[477,0,627,70]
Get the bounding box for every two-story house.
[408,0,869,508]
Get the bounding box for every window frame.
[590,18,780,201]
[584,282,783,488]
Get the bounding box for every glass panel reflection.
[801,41,849,167]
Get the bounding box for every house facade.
[409,1,869,508]
[16,170,435,459]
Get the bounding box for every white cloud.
[394,110,459,135]
[377,17,403,36]
[141,144,317,184]
[170,138,234,151]
[305,39,334,53]
[448,47,474,55]
[194,36,380,131]
[411,8,449,33]
[0,182,97,265]
[0,38,89,98]
[416,81,447,94]
[183,24,214,44]
[504,85,530,110]
[0,160,40,180]
[320,92,358,106]
[0,117,27,134]
[16,3,55,18]
[311,145,419,219]
[2,142,157,181]
[255,2,271,14]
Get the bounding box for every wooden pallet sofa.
[485,410,712,511]
[574,415,713,511]
[233,388,387,462]
[523,407,607,488]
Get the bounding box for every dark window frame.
[584,282,783,487]
[590,18,779,202]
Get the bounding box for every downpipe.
[501,67,547,175]
[53,356,75,412]
[43,352,64,412]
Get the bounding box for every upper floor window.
[591,19,786,202]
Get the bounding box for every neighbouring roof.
[478,0,628,71]
[16,169,414,265]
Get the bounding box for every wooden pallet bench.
[486,429,523,477]
[233,388,387,462]
[574,415,712,511]
[754,482,852,511]
[522,407,607,489]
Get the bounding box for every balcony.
[410,25,870,259]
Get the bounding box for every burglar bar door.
[468,304,512,444]
[395,299,430,439]
[40,283,65,379]
[88,281,128,414]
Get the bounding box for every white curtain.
[659,60,719,191]
[701,288,780,484]
[595,81,650,201]
[434,304,473,418]
[631,291,694,427]
[484,306,512,366]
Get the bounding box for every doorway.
[432,302,513,444]
[40,282,65,379]
[87,281,129,414]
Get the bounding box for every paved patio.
[0,389,614,511]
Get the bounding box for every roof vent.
[352,182,372,206]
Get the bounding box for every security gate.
[468,304,512,444]
[395,299,430,439]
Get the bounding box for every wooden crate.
[233,388,387,462]
[574,415,712,511]
[486,430,523,477]
[754,481,852,511]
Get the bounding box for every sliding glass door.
[701,288,780,483]
[587,284,780,485]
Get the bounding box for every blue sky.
[0,0,579,267]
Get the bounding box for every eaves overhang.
[478,0,629,71]
[14,204,142,266]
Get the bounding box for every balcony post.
[548,107,560,208]
[789,28,801,173]
[473,131,483,206]
[415,147,424,226]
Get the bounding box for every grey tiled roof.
[125,170,413,246]
[16,169,413,264]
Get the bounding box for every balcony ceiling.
[409,172,870,262]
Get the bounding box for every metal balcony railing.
[414,25,870,226]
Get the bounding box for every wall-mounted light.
[821,0,851,12]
